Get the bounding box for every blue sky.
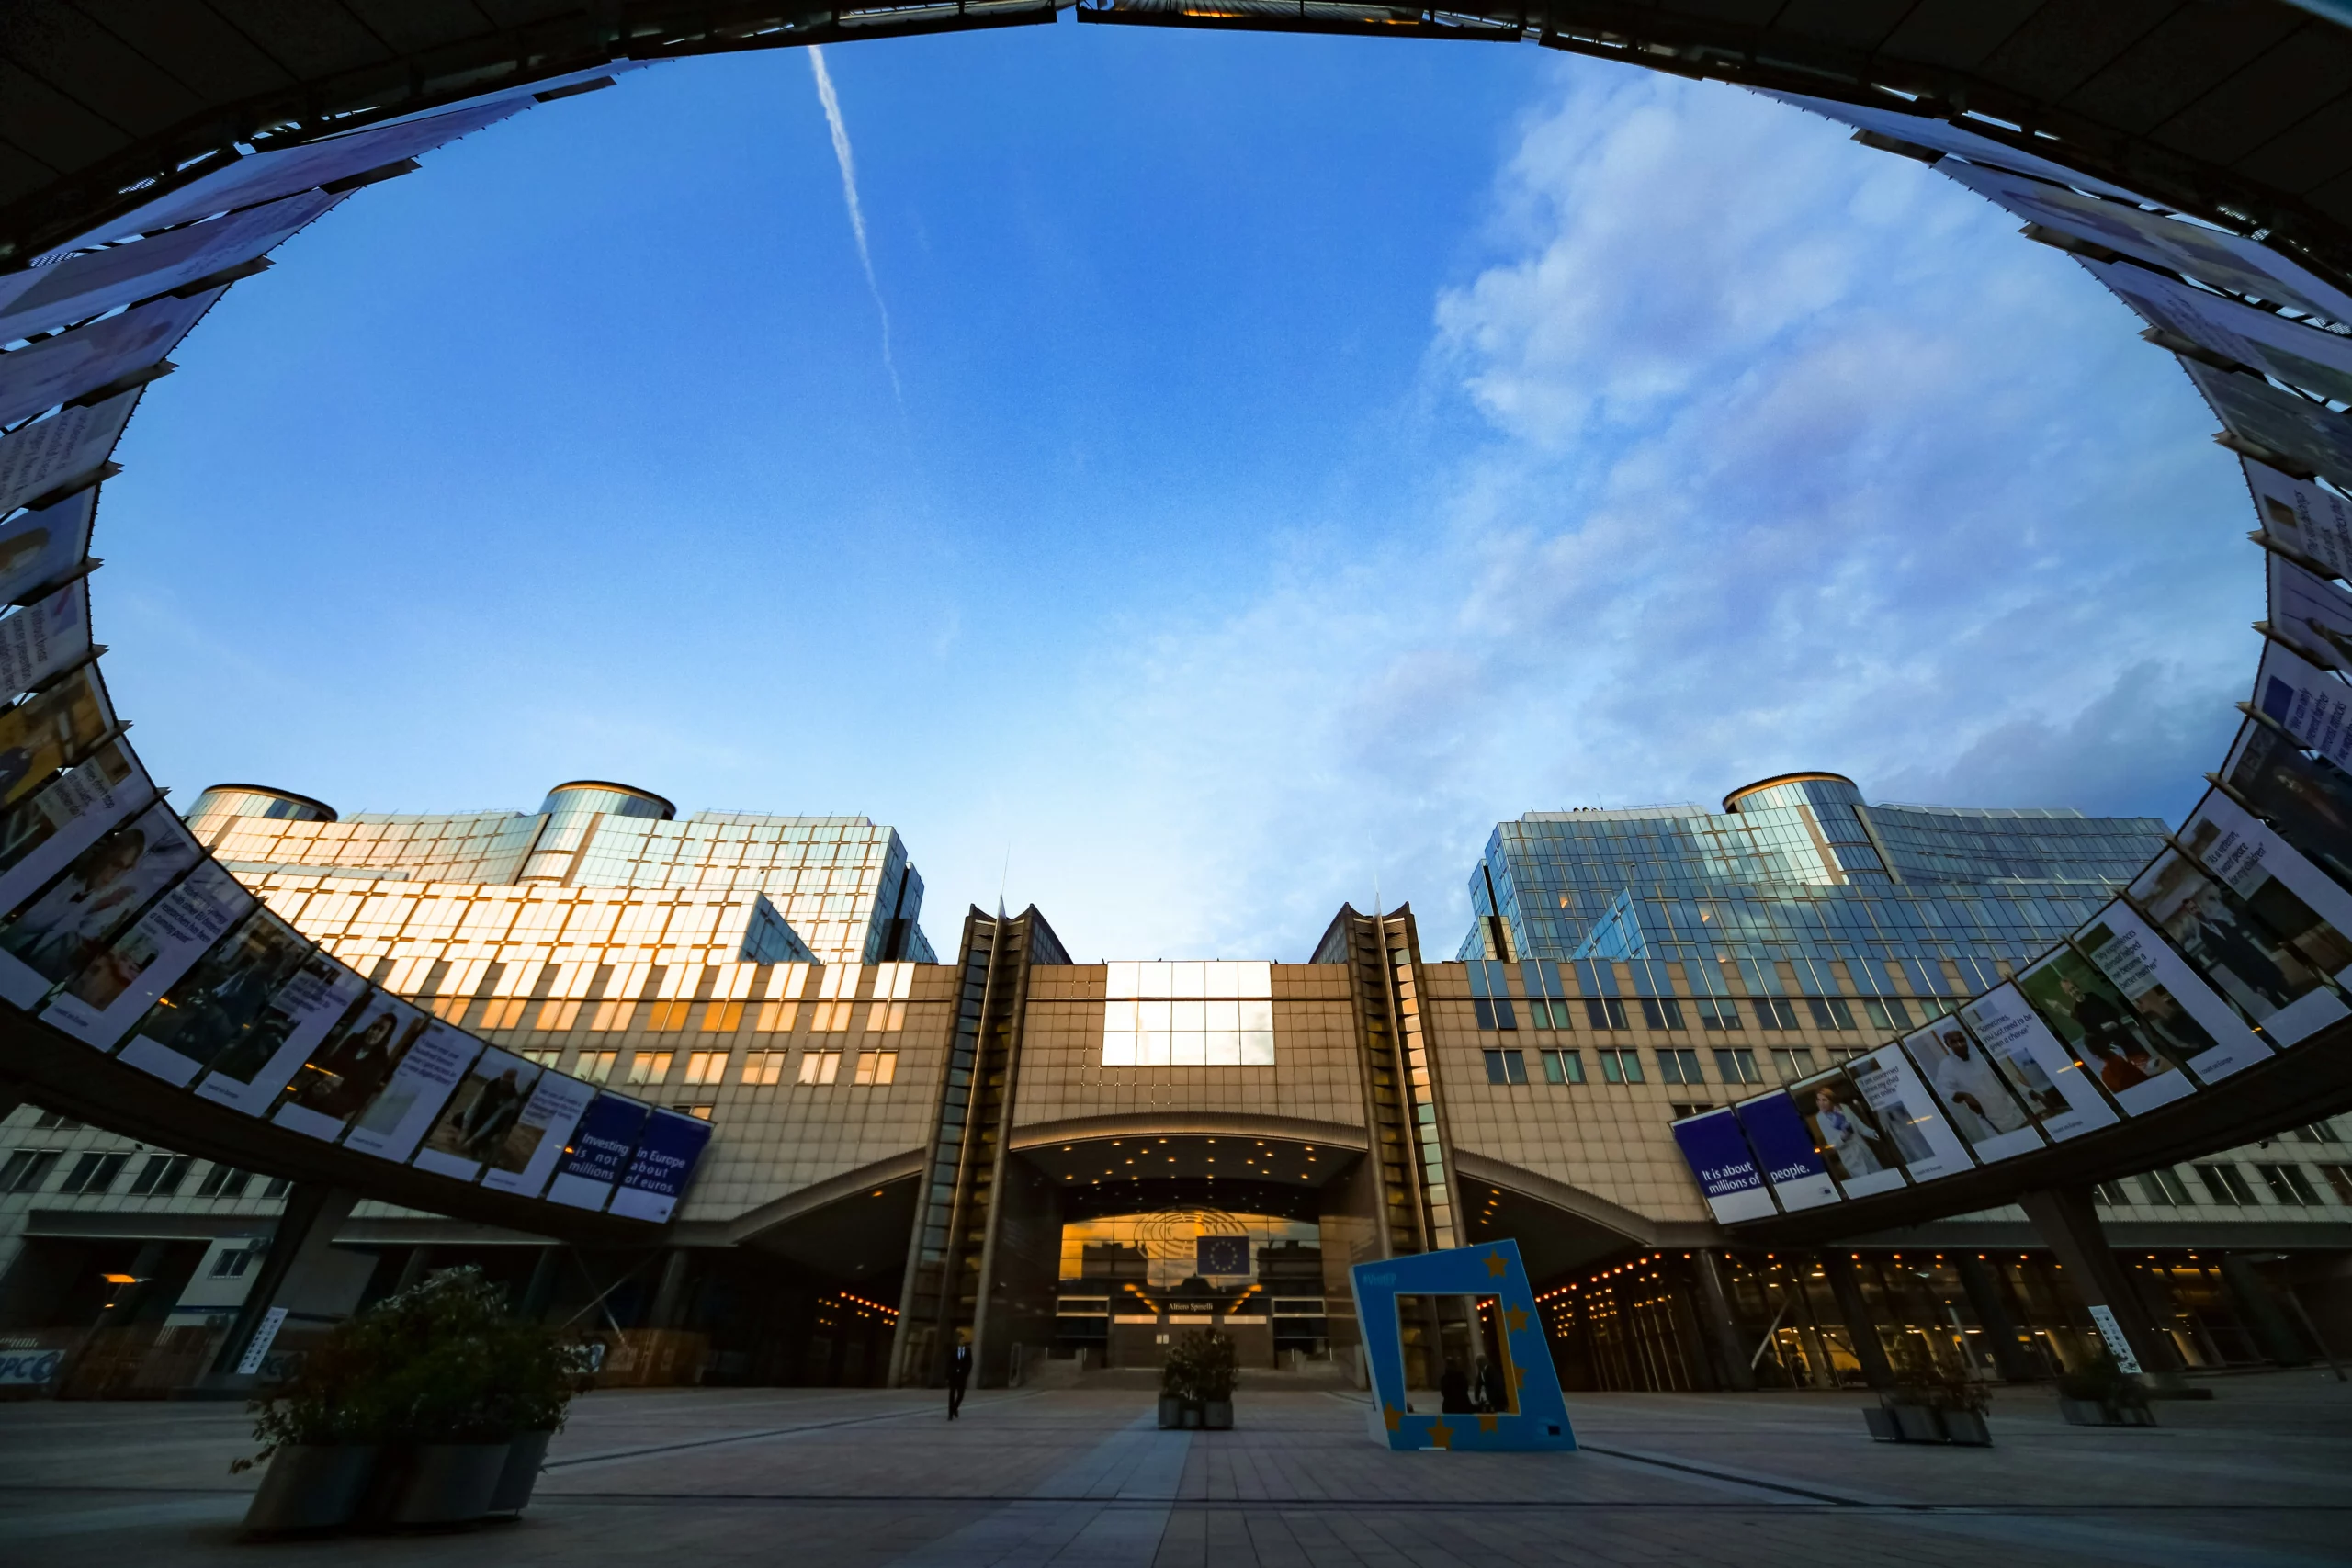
[93,22,2256,962]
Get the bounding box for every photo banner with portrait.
[1955,983,2119,1140]
[2267,553,2352,680]
[1938,159,2352,324]
[0,288,224,429]
[0,389,141,518]
[2127,847,2350,1048]
[412,1047,543,1183]
[190,954,368,1117]
[1670,1107,1776,1223]
[2220,717,2352,893]
[2086,258,2352,406]
[0,798,201,1009]
[2252,640,2352,772]
[0,740,149,917]
[1787,1066,1908,1198]
[0,490,96,610]
[610,1109,716,1224]
[0,667,115,817]
[1900,1017,2046,1162]
[0,579,92,705]
[2180,786,2352,986]
[270,991,432,1142]
[1847,1042,1974,1182]
[0,190,345,344]
[40,861,254,1052]
[2075,898,2272,1087]
[2185,361,2352,493]
[338,1021,482,1164]
[1734,1090,1840,1210]
[547,1094,653,1212]
[479,1070,599,1199]
[2015,925,2194,1114]
[2247,458,2352,583]
[114,908,314,1087]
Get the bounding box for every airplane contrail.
[807,46,900,402]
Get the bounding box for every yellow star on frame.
[1507,1308,1527,1333]
[1486,1251,1508,1277]
[1429,1419,1453,1450]
[1513,1365,1527,1387]
[1384,1404,1403,1433]
[1477,1414,1499,1433]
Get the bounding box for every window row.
[0,1148,284,1201]
[1472,993,1931,1035]
[448,994,910,1035]
[2092,1162,2352,1209]
[526,1046,902,1089]
[1100,1031,1277,1066]
[1479,1046,1778,1088]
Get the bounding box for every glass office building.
[1462,771,2169,1006]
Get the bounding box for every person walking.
[947,1340,972,1420]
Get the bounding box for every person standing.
[947,1340,972,1420]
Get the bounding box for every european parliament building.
[3,770,2346,1398]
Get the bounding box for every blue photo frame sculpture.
[1349,1238,1576,1451]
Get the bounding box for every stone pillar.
[1954,1253,2038,1382]
[2217,1253,2310,1368]
[1690,1252,1756,1392]
[2018,1187,2184,1374]
[1819,1252,1894,1391]
[520,1246,564,1320]
[203,1184,360,1385]
[647,1248,695,1330]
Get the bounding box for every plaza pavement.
[3,1372,2348,1565]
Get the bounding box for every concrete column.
[203,1184,360,1384]
[2218,1254,2310,1368]
[1819,1252,1894,1392]
[391,1245,434,1294]
[1690,1252,1756,1392]
[1954,1252,2038,1382]
[519,1246,564,1320]
[2018,1187,2184,1374]
[646,1248,695,1330]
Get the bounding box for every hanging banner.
[1787,1066,1907,1196]
[2074,898,2272,1087]
[2253,639,2352,772]
[480,1069,600,1199]
[1753,90,2154,203]
[1733,1091,1839,1210]
[190,955,368,1116]
[2086,258,2352,405]
[2179,787,2352,980]
[41,862,254,1051]
[0,800,201,1008]
[0,580,92,705]
[2126,847,2349,1047]
[2247,458,2352,583]
[0,288,225,428]
[0,389,141,517]
[338,1021,482,1164]
[270,992,432,1141]
[1900,1018,2046,1162]
[609,1108,716,1224]
[42,101,528,258]
[0,190,345,344]
[546,1093,652,1212]
[2185,361,2352,491]
[2014,929,2195,1113]
[2267,554,2352,679]
[1955,983,2120,1140]
[1669,1107,1775,1223]
[412,1047,543,1182]
[0,491,96,610]
[1938,160,2352,324]
[0,667,115,814]
[2219,718,2352,892]
[1847,1042,1974,1182]
[115,908,314,1086]
[0,740,149,915]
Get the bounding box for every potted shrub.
[1159,1336,1196,1429]
[1191,1330,1237,1431]
[234,1330,390,1534]
[483,1325,589,1517]
[2057,1354,2156,1427]
[1871,1365,1991,1445]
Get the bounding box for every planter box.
[385,1442,510,1528]
[1202,1400,1233,1431]
[1892,1404,1945,1444]
[1862,1406,1901,1442]
[1157,1396,1183,1430]
[1940,1410,1992,1447]
[243,1445,379,1534]
[2060,1399,2157,1427]
[487,1431,555,1517]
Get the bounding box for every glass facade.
[1461,771,2168,1005]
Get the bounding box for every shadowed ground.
[4,1373,2349,1565]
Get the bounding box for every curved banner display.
[1753,89,2154,203]
[271,992,431,1141]
[2127,846,2349,1047]
[2187,361,2352,491]
[0,389,141,516]
[1939,158,2352,325]
[1669,1107,1773,1223]
[412,1047,542,1182]
[2247,458,2352,583]
[189,953,368,1116]
[1955,983,2119,1140]
[1901,1017,2045,1163]
[610,1109,715,1224]
[40,860,253,1050]
[2074,898,2271,1086]
[1846,1042,1974,1182]
[116,908,314,1086]
[0,287,223,428]
[0,799,201,1009]
[0,741,150,916]
[1734,1091,1838,1210]
[2219,718,2352,892]
[0,490,96,609]
[2088,258,2352,406]
[2017,926,2196,1113]
[0,579,93,706]
[338,1021,482,1163]
[2253,640,2352,770]
[0,668,119,814]
[480,1070,599,1199]
[2266,554,2352,679]
[2179,787,2352,983]
[547,1094,653,1212]
[1788,1066,1906,1196]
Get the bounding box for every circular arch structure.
[3,3,2352,1290]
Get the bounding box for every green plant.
[1161,1330,1236,1404]
[2055,1352,2146,1408]
[1888,1361,1991,1416]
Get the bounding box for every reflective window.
[1482,1049,1527,1085]
[1542,1048,1584,1084]
[741,1050,786,1086]
[1597,1048,1642,1084]
[1102,962,1275,1066]
[1655,1048,1703,1085]
[625,1051,673,1086]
